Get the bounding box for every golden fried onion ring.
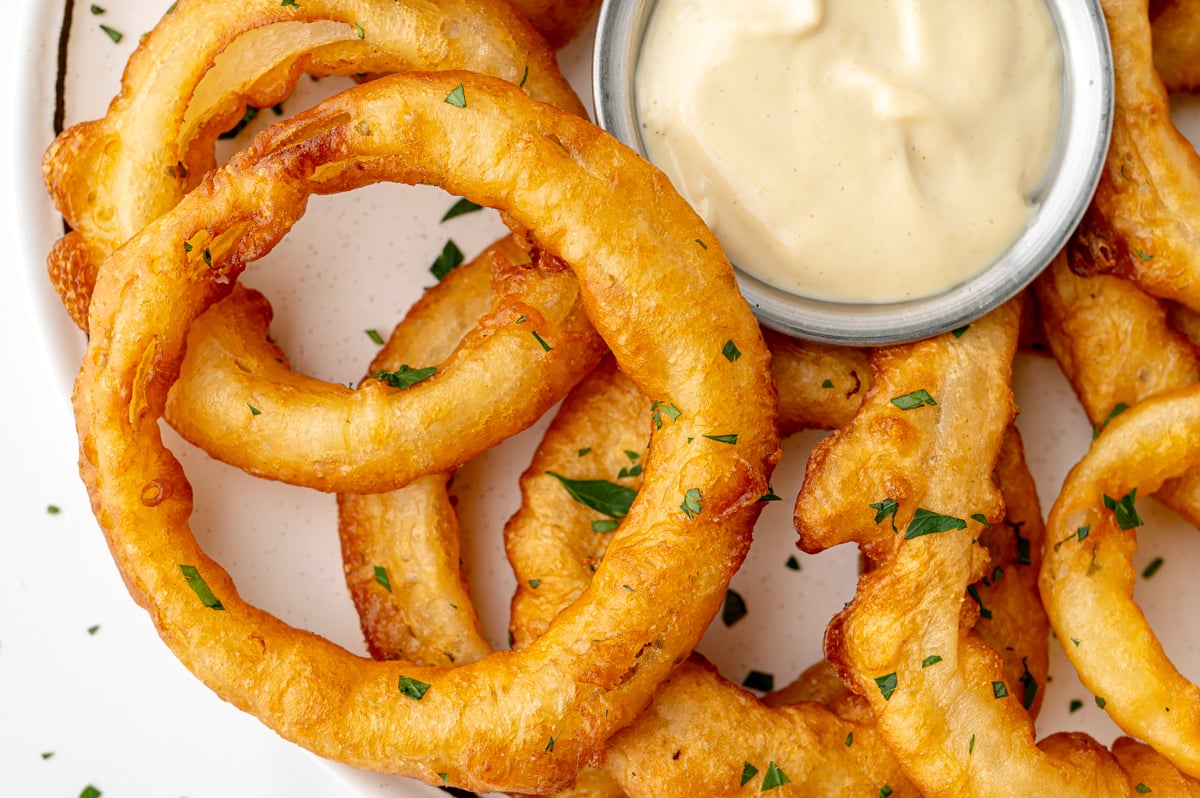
[1069,0,1200,312]
[44,0,584,329]
[504,335,1050,796]
[74,72,778,793]
[1042,384,1200,777]
[166,234,604,493]
[1035,252,1200,528]
[794,300,1199,794]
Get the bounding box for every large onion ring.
[1069,0,1200,312]
[1041,384,1200,777]
[74,72,778,794]
[44,0,584,329]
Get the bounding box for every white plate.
[9,1,1200,796]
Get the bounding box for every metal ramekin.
[594,0,1114,346]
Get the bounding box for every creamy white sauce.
[635,0,1063,303]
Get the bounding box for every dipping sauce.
[635,0,1063,303]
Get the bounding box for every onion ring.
[1069,0,1200,312]
[74,71,778,793]
[504,334,1050,795]
[165,233,604,493]
[44,0,584,329]
[794,299,1200,794]
[1041,384,1200,777]
[1035,251,1200,527]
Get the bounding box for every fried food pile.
[42,0,1200,795]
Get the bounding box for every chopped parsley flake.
[992,681,1008,699]
[528,579,541,589]
[704,433,739,444]
[1096,696,1107,709]
[742,670,774,692]
[695,238,708,249]
[1103,489,1143,530]
[41,751,54,760]
[354,22,365,38]
[757,486,782,503]
[180,564,224,610]
[518,65,529,88]
[87,625,100,635]
[369,365,437,390]
[879,785,894,798]
[592,520,619,534]
[430,240,464,280]
[365,329,385,345]
[821,379,834,388]
[921,655,943,668]
[248,404,261,416]
[80,787,102,798]
[531,331,553,351]
[952,325,971,338]
[1018,657,1038,710]
[722,589,747,626]
[1142,556,1164,579]
[1071,637,1082,647]
[785,555,800,571]
[761,762,790,791]
[397,675,430,700]
[374,566,392,592]
[869,498,899,531]
[1135,783,1152,793]
[967,584,992,620]
[90,4,105,13]
[875,672,898,700]
[970,513,990,527]
[46,505,61,515]
[890,389,937,410]
[545,472,637,518]
[845,732,854,747]
[444,83,467,108]
[577,447,591,457]
[441,198,483,221]
[202,247,213,268]
[99,24,122,43]
[969,734,976,754]
[1069,699,1083,713]
[1092,402,1129,438]
[722,339,741,362]
[680,488,703,519]
[616,465,642,479]
[1133,248,1154,261]
[903,508,967,540]
[740,762,759,787]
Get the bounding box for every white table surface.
[0,2,357,795]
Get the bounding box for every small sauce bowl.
[594,0,1113,346]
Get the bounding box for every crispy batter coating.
[795,301,1144,795]
[1035,252,1200,527]
[509,0,602,49]
[1042,384,1200,777]
[166,236,604,493]
[1069,0,1200,312]
[73,72,778,794]
[1151,0,1200,92]
[43,0,584,328]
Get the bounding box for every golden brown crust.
[43,0,584,328]
[1068,0,1200,312]
[1035,252,1200,526]
[1151,0,1200,92]
[1042,384,1200,778]
[73,72,778,794]
[165,237,605,493]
